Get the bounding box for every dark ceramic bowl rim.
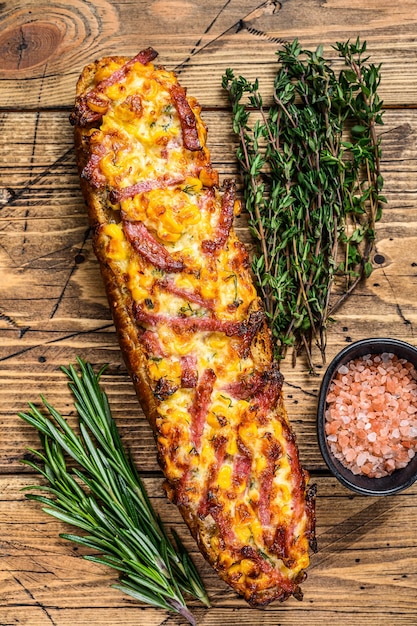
[317,338,417,496]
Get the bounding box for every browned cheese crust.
[70,48,317,607]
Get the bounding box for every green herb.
[222,37,386,371]
[182,184,198,195]
[18,358,209,625]
[179,302,194,315]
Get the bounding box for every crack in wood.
[284,380,319,398]
[0,147,74,210]
[396,302,412,327]
[17,26,28,70]
[48,227,91,320]
[175,0,283,73]
[19,241,84,271]
[0,310,20,329]
[189,0,234,57]
[382,268,414,332]
[21,111,41,253]
[245,25,284,43]
[12,574,59,626]
[0,322,114,363]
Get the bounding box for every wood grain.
[0,0,417,107]
[2,476,417,625]
[1,0,417,623]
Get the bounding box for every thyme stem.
[223,37,386,371]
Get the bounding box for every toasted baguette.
[70,48,316,606]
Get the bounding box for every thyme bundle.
[19,358,209,625]
[223,38,386,371]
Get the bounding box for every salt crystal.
[325,351,417,478]
[345,448,356,462]
[356,452,368,467]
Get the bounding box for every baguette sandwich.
[70,48,316,606]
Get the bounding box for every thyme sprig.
[222,38,386,371]
[19,358,209,625]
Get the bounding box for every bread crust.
[71,49,316,606]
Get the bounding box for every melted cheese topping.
[82,54,313,602]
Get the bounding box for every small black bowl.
[317,338,417,496]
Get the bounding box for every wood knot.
[0,2,119,81]
[373,253,386,265]
[0,22,63,70]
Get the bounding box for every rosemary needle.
[19,357,210,625]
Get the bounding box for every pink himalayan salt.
[325,352,417,478]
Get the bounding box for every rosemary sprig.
[222,38,386,371]
[18,358,209,625]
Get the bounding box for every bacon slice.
[156,279,215,311]
[233,454,252,489]
[190,368,216,450]
[140,330,166,358]
[133,303,247,337]
[134,306,267,350]
[238,309,265,358]
[70,48,158,127]
[94,48,158,94]
[250,362,284,418]
[123,220,184,272]
[225,371,267,400]
[225,357,281,401]
[81,141,107,188]
[202,179,236,253]
[197,435,227,515]
[170,83,201,151]
[180,355,198,388]
[109,174,185,204]
[258,435,282,527]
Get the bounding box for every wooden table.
[2,0,417,624]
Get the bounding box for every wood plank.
[1,0,417,108]
[1,475,417,625]
[2,2,417,624]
